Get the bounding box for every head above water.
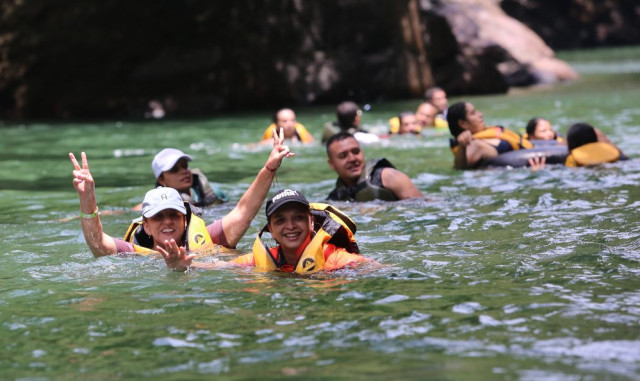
[567,122,597,151]
[526,117,555,140]
[446,102,486,137]
[398,111,419,134]
[265,189,310,220]
[416,102,438,127]
[325,132,365,185]
[152,148,192,179]
[140,187,188,247]
[265,189,314,255]
[446,102,467,137]
[424,87,448,113]
[272,108,297,138]
[336,101,361,128]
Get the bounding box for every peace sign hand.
[265,126,296,172]
[69,152,95,196]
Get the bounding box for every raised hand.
[69,152,95,195]
[265,126,296,171]
[156,239,195,271]
[68,151,119,257]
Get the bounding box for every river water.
[1,47,639,380]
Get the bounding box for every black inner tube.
[483,141,568,167]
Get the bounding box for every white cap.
[151,148,192,179]
[141,187,187,218]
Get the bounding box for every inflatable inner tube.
[484,141,568,168]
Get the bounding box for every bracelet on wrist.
[265,165,278,173]
[80,208,100,219]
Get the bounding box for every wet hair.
[336,101,360,128]
[567,122,597,151]
[526,118,543,136]
[446,102,468,137]
[272,108,293,124]
[424,87,444,102]
[398,111,415,124]
[325,131,358,156]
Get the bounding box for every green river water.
[1,47,640,380]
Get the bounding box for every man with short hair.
[415,102,441,128]
[325,132,424,201]
[260,108,314,144]
[423,87,450,128]
[322,101,379,144]
[397,111,420,134]
[424,87,449,116]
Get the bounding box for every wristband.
[80,208,100,219]
[265,165,278,173]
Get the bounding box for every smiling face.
[158,158,193,192]
[459,103,486,134]
[267,203,313,257]
[327,136,365,186]
[532,119,556,140]
[143,209,187,248]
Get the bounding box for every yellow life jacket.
[122,203,226,256]
[565,142,621,167]
[262,123,314,143]
[251,203,359,274]
[451,126,532,154]
[434,116,448,129]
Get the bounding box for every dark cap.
[265,189,310,218]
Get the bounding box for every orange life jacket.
[251,203,359,274]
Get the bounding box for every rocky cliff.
[0,0,628,120]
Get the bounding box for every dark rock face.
[501,0,640,49]
[1,1,430,119]
[0,0,604,120]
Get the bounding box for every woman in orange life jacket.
[159,189,369,273]
[447,102,532,169]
